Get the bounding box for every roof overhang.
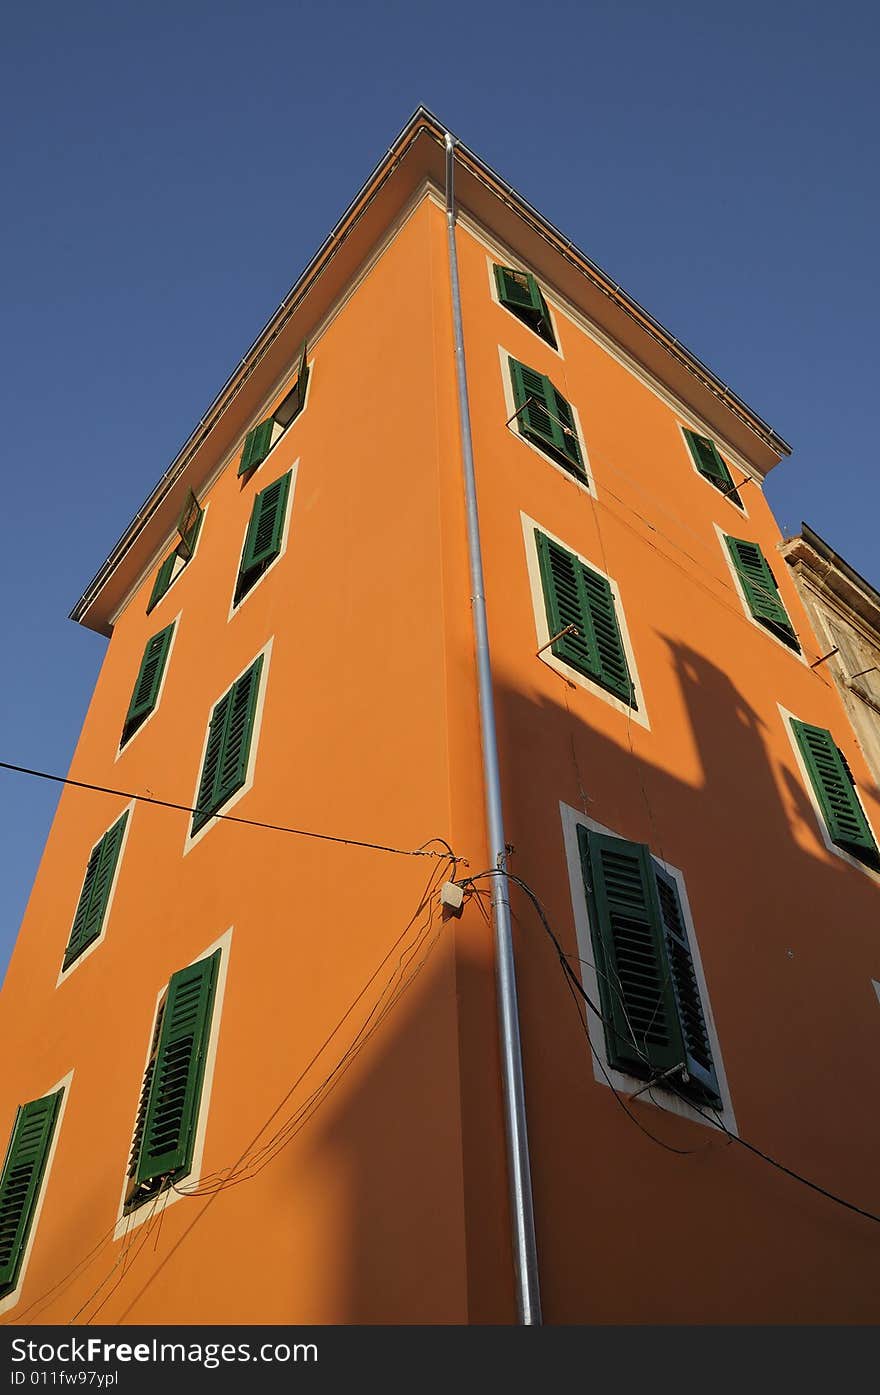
[71,106,792,635]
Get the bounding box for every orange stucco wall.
[1,188,878,1325]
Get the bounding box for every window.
[682,428,744,510]
[192,656,264,835]
[724,534,800,652]
[508,357,585,479]
[790,718,880,870]
[147,493,204,614]
[0,1089,63,1299]
[578,827,721,1106]
[62,812,129,972]
[535,529,635,706]
[233,471,292,607]
[125,951,220,1212]
[494,265,556,347]
[121,624,174,746]
[238,344,309,478]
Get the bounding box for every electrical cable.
[0,760,461,863]
[465,868,880,1227]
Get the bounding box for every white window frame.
[55,803,135,986]
[715,523,806,665]
[113,929,232,1237]
[116,613,181,758]
[237,358,314,481]
[779,703,880,886]
[499,345,594,496]
[184,638,272,854]
[561,801,737,1132]
[521,512,649,728]
[486,254,563,358]
[228,465,298,621]
[677,422,750,519]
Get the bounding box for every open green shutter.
[791,719,879,866]
[62,813,128,970]
[579,829,685,1079]
[654,864,720,1104]
[684,429,739,504]
[191,656,263,834]
[238,417,275,477]
[725,536,800,650]
[535,532,635,706]
[131,951,220,1194]
[147,554,177,614]
[241,472,291,576]
[494,266,556,346]
[274,344,309,428]
[0,1090,62,1297]
[122,624,174,743]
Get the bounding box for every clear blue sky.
[1,0,878,980]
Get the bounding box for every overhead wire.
[0,760,462,864]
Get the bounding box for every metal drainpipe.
[443,131,542,1326]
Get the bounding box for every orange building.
[2,109,879,1326]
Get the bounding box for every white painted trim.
[114,611,182,760]
[520,511,650,729]
[227,462,299,622]
[113,928,233,1238]
[560,801,737,1132]
[0,1069,74,1317]
[714,523,807,666]
[485,253,563,359]
[237,361,314,484]
[498,344,595,498]
[676,422,750,520]
[183,637,273,855]
[142,500,212,621]
[450,199,765,489]
[55,802,136,987]
[779,703,880,886]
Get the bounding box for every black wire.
[465,867,880,1226]
[0,760,459,862]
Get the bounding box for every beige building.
[781,524,880,787]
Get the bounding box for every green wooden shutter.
[191,656,264,834]
[122,624,174,744]
[791,719,880,866]
[535,531,635,706]
[238,417,275,477]
[236,471,292,602]
[147,553,177,614]
[683,428,741,506]
[654,864,721,1104]
[129,951,220,1201]
[579,829,685,1079]
[62,813,128,970]
[274,344,309,428]
[0,1090,62,1297]
[724,535,800,650]
[509,358,584,475]
[494,266,556,346]
[175,491,204,559]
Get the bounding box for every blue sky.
[1,0,878,979]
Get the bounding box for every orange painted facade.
[2,114,879,1325]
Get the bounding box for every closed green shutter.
[121,624,174,745]
[724,535,800,650]
[791,719,880,867]
[578,829,721,1105]
[62,813,129,970]
[147,553,177,614]
[683,429,742,508]
[192,656,264,834]
[235,471,292,604]
[127,950,220,1207]
[0,1090,62,1297]
[535,531,635,706]
[494,266,557,347]
[238,417,275,477]
[509,358,584,475]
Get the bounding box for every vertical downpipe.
[443,131,542,1326]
